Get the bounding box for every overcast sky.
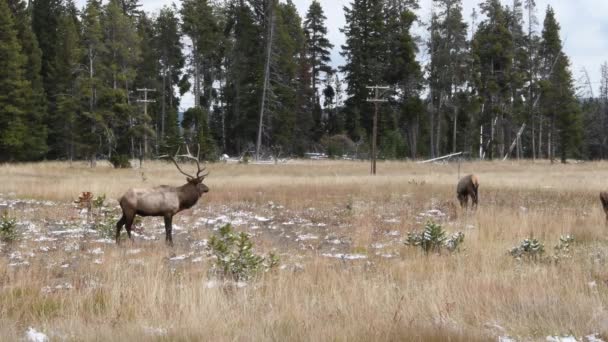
[76,0,608,109]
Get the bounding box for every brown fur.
[600,192,608,223]
[116,158,209,246]
[456,174,479,210]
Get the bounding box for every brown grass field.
[1,160,608,341]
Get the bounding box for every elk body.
[116,149,209,246]
[456,174,479,209]
[600,192,608,223]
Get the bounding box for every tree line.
[0,0,602,164]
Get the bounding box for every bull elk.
[600,192,608,223]
[116,147,209,246]
[456,174,479,209]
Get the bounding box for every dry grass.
[1,160,608,341]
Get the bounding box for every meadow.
[1,159,608,341]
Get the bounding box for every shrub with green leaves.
[0,212,18,243]
[110,154,131,168]
[404,221,464,254]
[553,235,575,261]
[209,224,279,281]
[509,238,545,260]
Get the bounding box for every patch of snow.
[93,259,103,265]
[588,281,597,289]
[385,230,401,237]
[254,216,271,222]
[9,261,30,267]
[586,334,605,342]
[499,337,516,342]
[322,253,367,260]
[60,263,70,268]
[327,238,341,245]
[296,234,319,241]
[192,256,203,263]
[371,242,388,249]
[282,221,295,225]
[143,326,167,336]
[127,249,142,255]
[89,247,104,255]
[547,336,578,342]
[169,254,187,261]
[25,327,48,342]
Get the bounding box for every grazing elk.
[600,192,608,223]
[116,147,209,246]
[456,174,479,210]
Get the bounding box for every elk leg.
[457,194,466,208]
[125,214,134,241]
[471,192,478,210]
[116,215,126,244]
[164,215,173,246]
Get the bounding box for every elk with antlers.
[116,146,209,246]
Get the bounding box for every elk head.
[167,145,210,197]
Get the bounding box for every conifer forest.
[0,0,602,163]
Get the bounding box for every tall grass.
[1,160,608,340]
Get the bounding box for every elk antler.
[175,145,208,180]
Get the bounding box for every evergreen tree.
[0,0,31,160]
[154,5,186,152]
[7,0,47,159]
[79,0,107,165]
[49,1,81,159]
[538,6,581,162]
[31,0,62,98]
[303,0,333,133]
[340,0,386,141]
[471,0,513,159]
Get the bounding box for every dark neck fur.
[177,183,200,210]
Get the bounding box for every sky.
[76,0,608,109]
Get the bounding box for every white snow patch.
[547,336,578,342]
[322,253,367,260]
[254,216,271,222]
[143,326,167,336]
[89,247,104,255]
[192,256,203,263]
[169,254,188,261]
[296,234,319,241]
[385,230,401,237]
[93,259,103,265]
[499,337,516,342]
[127,249,142,255]
[588,281,597,289]
[25,327,48,342]
[586,334,605,342]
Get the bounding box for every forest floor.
[1,160,608,341]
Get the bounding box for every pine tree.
[80,0,107,165]
[340,0,385,141]
[303,0,333,130]
[384,0,423,158]
[154,5,186,153]
[0,0,30,160]
[538,6,581,163]
[181,0,220,111]
[31,0,62,98]
[49,1,81,160]
[7,0,47,159]
[471,0,513,159]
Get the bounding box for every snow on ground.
[25,327,48,342]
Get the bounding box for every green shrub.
[110,154,131,168]
[404,220,464,254]
[0,212,18,243]
[209,224,279,281]
[509,238,545,260]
